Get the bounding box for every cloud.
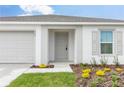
[19,5,54,16]
[18,13,33,16]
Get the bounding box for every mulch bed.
[30,64,54,68]
[70,64,124,87]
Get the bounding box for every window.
[100,31,113,54]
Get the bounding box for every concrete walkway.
[0,64,31,87]
[24,62,73,73]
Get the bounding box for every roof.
[0,15,124,22]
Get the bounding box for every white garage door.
[0,31,35,63]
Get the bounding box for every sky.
[0,5,124,20]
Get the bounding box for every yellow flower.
[115,68,123,72]
[104,67,111,72]
[82,69,91,73]
[96,70,105,76]
[39,64,47,68]
[82,73,90,78]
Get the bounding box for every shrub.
[90,57,97,66]
[90,80,97,87]
[113,56,120,67]
[96,77,105,84]
[112,81,118,87]
[100,56,108,67]
[111,73,119,87]
[90,77,105,87]
[80,63,89,68]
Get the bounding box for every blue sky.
[0,5,124,20]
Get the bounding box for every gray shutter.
[114,31,123,55]
[92,31,99,55]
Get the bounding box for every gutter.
[1,22,124,25]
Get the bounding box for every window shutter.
[92,31,99,55]
[114,31,123,55]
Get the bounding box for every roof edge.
[1,21,124,25]
[0,14,123,22]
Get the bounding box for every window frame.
[99,30,114,55]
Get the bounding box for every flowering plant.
[39,64,47,68]
[115,68,123,72]
[32,64,38,67]
[104,67,111,72]
[96,70,105,76]
[82,69,91,73]
[82,73,90,78]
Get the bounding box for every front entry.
[55,32,68,61]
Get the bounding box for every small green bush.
[112,80,118,87]
[80,63,89,68]
[100,56,108,67]
[111,73,119,87]
[90,57,97,66]
[90,81,97,87]
[113,56,120,67]
[90,77,105,87]
[96,77,105,84]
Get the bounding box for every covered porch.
[35,25,83,65]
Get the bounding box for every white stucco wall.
[49,31,55,61]
[68,31,75,61]
[82,25,124,64]
[1,24,124,65]
[74,26,83,63]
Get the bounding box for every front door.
[55,32,68,61]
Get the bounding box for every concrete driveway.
[0,64,31,87]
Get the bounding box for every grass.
[8,72,76,87]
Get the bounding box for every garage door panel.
[0,31,35,63]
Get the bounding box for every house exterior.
[0,15,124,65]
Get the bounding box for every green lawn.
[8,72,76,87]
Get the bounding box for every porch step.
[52,64,71,68]
[50,62,72,66]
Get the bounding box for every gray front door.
[55,32,68,61]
